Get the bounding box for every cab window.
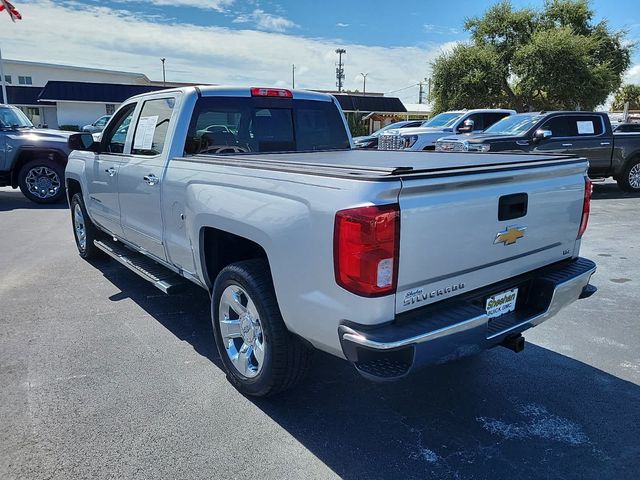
[132,98,175,156]
[102,104,136,154]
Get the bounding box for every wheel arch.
[199,226,270,290]
[10,147,68,188]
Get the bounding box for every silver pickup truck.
[65,86,596,396]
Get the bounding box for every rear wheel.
[617,157,640,193]
[18,159,66,204]
[212,259,310,396]
[70,193,103,259]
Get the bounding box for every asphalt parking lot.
[1,181,639,480]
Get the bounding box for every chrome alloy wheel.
[218,285,266,378]
[629,163,640,190]
[73,203,87,251]
[25,166,61,199]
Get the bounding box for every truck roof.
[126,85,335,103]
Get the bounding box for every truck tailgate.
[396,157,588,314]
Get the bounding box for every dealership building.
[0,59,174,129]
[0,58,420,132]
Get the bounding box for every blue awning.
[332,94,406,113]
[38,81,168,103]
[0,86,55,106]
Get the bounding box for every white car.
[378,109,516,151]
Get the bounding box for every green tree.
[612,84,640,110]
[431,0,632,113]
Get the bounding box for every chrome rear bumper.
[339,257,596,380]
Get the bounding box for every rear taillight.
[334,204,400,297]
[578,177,592,239]
[250,87,293,98]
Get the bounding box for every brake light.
[250,87,293,98]
[578,177,592,239]
[334,204,400,297]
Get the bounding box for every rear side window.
[542,115,603,137]
[571,115,604,136]
[184,97,350,155]
[132,97,175,156]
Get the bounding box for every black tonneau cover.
[176,149,584,181]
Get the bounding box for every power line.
[385,83,419,95]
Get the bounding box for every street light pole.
[160,58,166,87]
[360,73,368,96]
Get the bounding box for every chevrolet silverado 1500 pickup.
[435,111,640,192]
[65,87,596,396]
[378,109,515,151]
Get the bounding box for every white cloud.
[0,0,450,95]
[624,64,640,84]
[120,0,235,12]
[233,9,297,33]
[424,24,460,35]
[336,22,349,28]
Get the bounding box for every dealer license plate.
[486,288,518,319]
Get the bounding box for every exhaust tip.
[501,334,525,353]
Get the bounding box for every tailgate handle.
[498,193,528,221]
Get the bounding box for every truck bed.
[177,150,582,180]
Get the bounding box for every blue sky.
[2,0,640,104]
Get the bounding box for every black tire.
[18,158,66,204]
[616,157,640,193]
[212,259,311,396]
[70,193,103,259]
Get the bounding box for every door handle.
[600,141,611,146]
[105,167,116,177]
[561,143,573,147]
[143,174,159,186]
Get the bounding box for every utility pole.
[160,58,166,87]
[292,64,296,89]
[0,48,7,105]
[360,73,368,96]
[427,77,431,101]
[418,81,424,104]
[335,48,346,92]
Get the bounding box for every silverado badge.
[494,225,526,246]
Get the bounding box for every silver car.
[82,115,111,133]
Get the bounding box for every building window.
[105,104,116,115]
[3,75,10,84]
[18,76,33,85]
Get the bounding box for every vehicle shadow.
[92,259,639,480]
[0,188,68,211]
[88,256,221,366]
[591,182,640,200]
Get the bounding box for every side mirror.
[457,119,475,133]
[68,132,99,152]
[533,129,552,141]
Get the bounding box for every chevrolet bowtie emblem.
[494,225,526,245]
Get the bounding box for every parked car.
[65,86,596,396]
[0,104,72,203]
[353,120,426,149]
[378,109,516,151]
[82,115,112,133]
[613,122,640,133]
[435,111,640,192]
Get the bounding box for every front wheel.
[617,157,640,193]
[70,193,103,259]
[212,259,311,396]
[18,159,66,204]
